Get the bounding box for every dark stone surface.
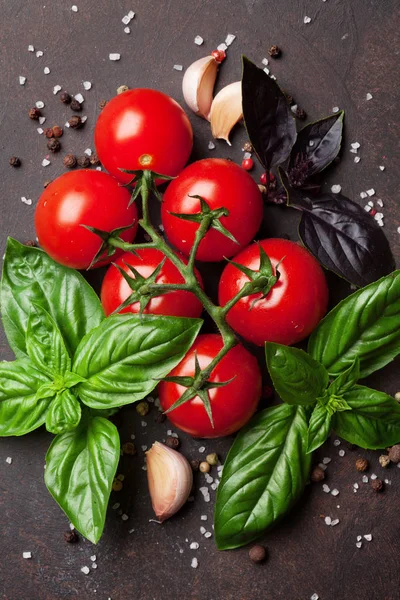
[0,1,399,599]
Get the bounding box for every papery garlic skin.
[146,441,193,522]
[210,81,242,145]
[182,56,219,120]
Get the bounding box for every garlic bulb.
[210,81,242,145]
[146,441,193,522]
[182,55,220,120]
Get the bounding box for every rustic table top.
[0,1,399,599]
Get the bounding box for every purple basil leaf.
[280,170,395,287]
[242,56,296,169]
[288,112,344,186]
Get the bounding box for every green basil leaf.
[308,271,400,378]
[333,385,400,449]
[45,414,119,544]
[45,390,82,435]
[307,403,331,453]
[0,358,52,436]
[73,314,202,409]
[328,357,360,396]
[265,342,328,405]
[26,304,71,376]
[63,372,87,387]
[215,404,311,550]
[0,238,104,359]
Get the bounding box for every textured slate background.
[0,1,399,599]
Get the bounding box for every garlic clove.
[210,81,243,145]
[182,55,220,120]
[146,441,193,522]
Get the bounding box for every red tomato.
[159,334,261,438]
[35,170,137,270]
[161,159,263,262]
[94,89,193,185]
[101,248,203,318]
[218,238,329,346]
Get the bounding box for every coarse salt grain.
[90,555,97,562]
[194,35,204,45]
[225,33,236,46]
[21,197,32,206]
[210,482,218,490]
[324,516,332,525]
[331,519,340,526]
[356,542,362,549]
[36,50,43,57]
[83,81,92,90]
[191,557,198,569]
[354,157,361,163]
[331,489,340,497]
[204,531,212,538]
[384,478,391,485]
[122,15,131,25]
[142,465,147,471]
[367,200,374,207]
[128,10,135,19]
[366,92,373,100]
[322,484,330,493]
[81,566,90,575]
[141,421,146,427]
[370,473,377,480]
[322,457,331,465]
[75,93,84,103]
[362,475,369,483]
[69,523,75,530]
[350,148,358,154]
[173,64,183,71]
[338,449,345,457]
[357,535,362,541]
[121,514,129,521]
[377,199,383,207]
[397,227,400,235]
[84,148,92,156]
[208,141,216,150]
[22,552,32,559]
[53,85,62,94]
[364,534,372,541]
[200,515,207,521]
[200,526,206,534]
[39,116,46,125]
[198,446,206,453]
[190,542,199,549]
[28,45,34,52]
[331,184,341,193]
[333,439,341,446]
[366,188,375,196]
[5,457,12,464]
[351,142,360,149]
[360,192,368,199]
[36,101,44,109]
[71,5,78,12]
[262,58,269,66]
[42,159,50,167]
[332,106,340,113]
[112,502,120,510]
[217,42,228,51]
[19,76,26,85]
[318,463,327,471]
[304,16,312,23]
[374,212,384,220]
[204,473,213,484]
[124,27,131,34]
[109,53,121,61]
[141,445,147,452]
[81,116,88,123]
[353,483,359,489]
[44,67,50,74]
[243,151,252,160]
[379,165,385,171]
[92,563,97,569]
[311,595,319,600]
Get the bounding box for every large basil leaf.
[307,403,331,453]
[45,390,82,435]
[265,343,328,406]
[45,414,119,544]
[308,271,400,378]
[215,404,311,550]
[73,314,202,409]
[26,304,71,376]
[281,175,395,287]
[0,358,52,436]
[0,238,104,359]
[288,112,344,184]
[242,56,296,169]
[333,385,400,449]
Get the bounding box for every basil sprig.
[215,271,400,549]
[0,239,202,543]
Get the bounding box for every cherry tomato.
[35,170,137,270]
[94,89,193,185]
[218,238,329,346]
[159,334,261,438]
[101,248,203,318]
[161,159,263,262]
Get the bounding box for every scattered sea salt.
[204,473,213,484]
[69,523,75,530]
[322,484,330,493]
[75,93,84,103]
[304,16,312,24]
[364,534,372,542]
[83,81,92,90]
[331,519,340,527]
[173,64,183,71]
[112,502,120,510]
[109,53,121,61]
[81,116,88,123]
[366,188,375,196]
[36,100,44,109]
[190,542,199,550]
[198,446,206,454]
[44,67,50,74]
[263,67,270,75]
[362,475,369,483]
[370,473,377,480]
[84,148,92,156]
[128,528,135,534]
[28,45,34,52]
[332,106,340,113]
[360,191,368,199]
[243,151,252,160]
[194,35,204,45]
[22,552,32,559]
[377,199,383,207]
[333,439,341,446]
[262,58,269,66]
[141,465,147,471]
[21,197,32,206]
[354,157,361,163]
[122,15,131,25]
[384,478,391,485]
[331,184,341,194]
[19,76,26,85]
[128,10,135,19]
[71,5,78,12]
[204,532,212,539]
[351,142,360,149]
[191,558,198,569]
[90,555,96,562]
[42,158,51,167]
[200,515,207,521]
[217,42,228,51]
[124,27,130,34]
[36,50,44,58]
[141,421,147,427]
[5,457,12,464]
[324,516,332,525]
[374,212,384,220]
[338,449,345,457]
[311,595,319,600]
[211,482,218,491]
[356,541,362,549]
[318,463,327,471]
[121,514,129,521]
[92,563,97,569]
[322,457,331,465]
[350,148,358,154]
[81,566,90,575]
[331,489,340,497]
[225,33,236,46]
[366,92,373,101]
[200,526,206,534]
[141,445,148,452]
[379,165,385,171]
[208,141,216,150]
[354,483,359,489]
[39,116,46,125]
[53,85,62,94]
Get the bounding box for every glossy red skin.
[219,238,329,346]
[35,170,138,270]
[101,248,203,318]
[94,89,193,184]
[159,334,262,438]
[161,159,263,262]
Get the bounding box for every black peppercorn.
[9,156,21,167]
[388,444,400,464]
[295,107,307,120]
[268,45,281,58]
[371,479,384,493]
[90,153,101,166]
[77,155,90,168]
[310,466,325,483]
[190,459,200,471]
[64,530,79,543]
[99,99,108,110]
[63,154,77,169]
[355,458,369,472]
[24,240,36,247]
[28,107,41,120]
[60,91,72,104]
[43,128,53,138]
[70,99,82,112]
[165,436,180,450]
[68,116,82,129]
[243,141,253,153]
[249,545,267,563]
[47,138,61,153]
[52,125,63,138]
[154,412,166,424]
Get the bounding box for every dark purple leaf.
[242,56,296,170]
[280,170,395,287]
[288,112,344,186]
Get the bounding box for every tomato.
[35,170,137,270]
[218,238,329,346]
[159,334,261,438]
[94,89,193,185]
[161,159,263,262]
[101,248,203,317]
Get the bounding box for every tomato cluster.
[34,88,329,439]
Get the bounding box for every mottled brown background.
[0,1,399,599]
